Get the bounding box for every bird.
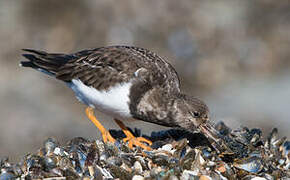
[20,45,216,151]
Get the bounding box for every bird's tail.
[20,49,73,76]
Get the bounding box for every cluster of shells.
[0,122,289,180]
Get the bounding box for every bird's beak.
[199,123,220,143]
[199,123,231,153]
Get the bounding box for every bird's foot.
[114,119,152,151]
[86,107,116,144]
[101,129,116,144]
[123,135,152,151]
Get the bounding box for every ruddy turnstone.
[20,46,216,151]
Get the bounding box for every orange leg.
[114,119,152,151]
[85,107,115,143]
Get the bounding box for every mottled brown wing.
[56,46,181,92]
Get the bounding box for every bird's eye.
[193,111,200,117]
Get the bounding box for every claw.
[115,119,152,151]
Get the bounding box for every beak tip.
[199,123,220,143]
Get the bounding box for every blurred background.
[1,0,290,161]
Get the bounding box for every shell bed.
[0,122,289,180]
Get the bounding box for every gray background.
[0,0,289,161]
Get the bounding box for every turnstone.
[20,46,215,151]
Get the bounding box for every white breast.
[69,79,132,119]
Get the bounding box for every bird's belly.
[69,79,132,119]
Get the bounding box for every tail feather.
[22,49,47,55]
[20,49,73,76]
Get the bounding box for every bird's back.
[21,46,180,93]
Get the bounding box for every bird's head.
[175,94,220,143]
[175,94,209,129]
